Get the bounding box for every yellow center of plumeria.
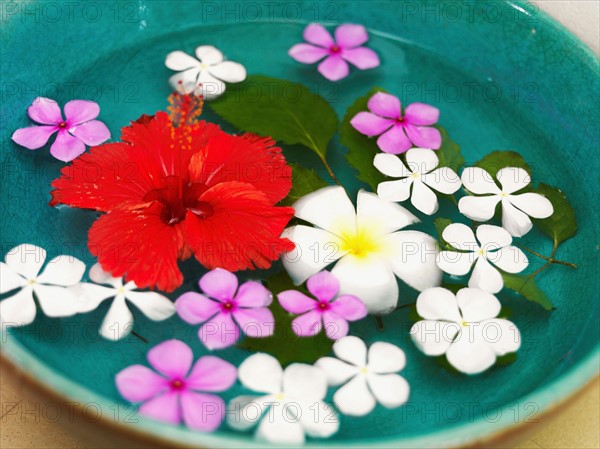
[477,248,486,257]
[117,286,126,294]
[411,171,420,180]
[198,63,208,70]
[339,227,382,259]
[274,392,285,401]
[359,366,369,375]
[500,191,508,198]
[27,279,36,286]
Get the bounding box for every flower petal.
[147,339,193,379]
[36,255,85,286]
[461,167,500,194]
[208,61,246,83]
[181,391,225,432]
[5,244,46,279]
[292,185,356,233]
[332,335,367,367]
[405,147,440,173]
[168,68,200,92]
[165,51,199,70]
[238,353,283,394]
[476,224,512,250]
[0,287,36,327]
[69,120,110,147]
[226,395,269,431]
[442,223,478,251]
[509,193,554,219]
[278,290,316,314]
[404,124,442,149]
[255,405,305,444]
[341,47,380,69]
[288,43,329,63]
[186,355,237,392]
[307,270,339,302]
[322,311,349,339]
[139,391,181,425]
[350,112,393,137]
[368,342,406,373]
[235,281,272,307]
[89,263,122,288]
[367,373,410,408]
[357,189,418,235]
[404,103,440,126]
[487,246,528,274]
[411,180,439,215]
[283,363,327,401]
[233,307,275,338]
[125,290,176,321]
[368,92,401,118]
[468,258,503,294]
[198,312,240,350]
[415,287,462,322]
[12,126,57,150]
[199,268,238,302]
[385,231,443,292]
[496,167,531,194]
[330,295,367,321]
[197,70,226,99]
[335,24,369,48]
[501,199,533,237]
[176,292,220,324]
[410,320,460,356]
[446,332,496,375]
[303,23,334,47]
[115,365,167,402]
[459,195,501,222]
[297,400,339,438]
[63,100,100,124]
[99,295,134,340]
[437,251,475,276]
[373,153,411,178]
[195,45,223,65]
[479,318,521,355]
[456,288,501,322]
[50,130,86,162]
[34,284,79,317]
[422,167,462,194]
[318,55,349,81]
[0,262,27,293]
[27,97,62,124]
[291,310,323,337]
[72,283,115,313]
[333,375,375,416]
[377,125,412,154]
[377,178,413,202]
[315,357,359,386]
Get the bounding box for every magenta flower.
[289,23,380,81]
[351,92,442,154]
[175,268,274,350]
[12,97,110,162]
[278,271,367,340]
[115,339,236,431]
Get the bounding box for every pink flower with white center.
[175,268,274,350]
[288,23,380,81]
[11,97,110,162]
[351,92,442,154]
[278,271,367,340]
[116,339,236,431]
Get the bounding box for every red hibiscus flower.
[50,94,294,292]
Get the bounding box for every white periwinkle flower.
[316,336,409,416]
[436,223,528,294]
[165,45,246,99]
[227,353,339,445]
[74,263,175,341]
[458,166,553,237]
[0,244,85,326]
[374,148,462,215]
[410,287,521,374]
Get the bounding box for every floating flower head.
[459,166,554,237]
[74,263,175,341]
[116,339,236,431]
[351,92,441,154]
[227,353,339,444]
[0,244,85,326]
[316,336,410,416]
[50,93,294,292]
[282,186,441,315]
[437,223,528,294]
[289,23,380,81]
[278,270,367,340]
[176,268,274,350]
[165,45,246,99]
[410,287,521,374]
[374,148,462,215]
[12,97,110,162]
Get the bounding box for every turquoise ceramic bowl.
[1,1,598,447]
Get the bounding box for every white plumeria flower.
[316,336,410,416]
[227,353,339,445]
[374,148,462,215]
[458,166,553,237]
[73,263,175,341]
[165,45,246,99]
[282,186,442,315]
[410,287,521,374]
[437,223,528,294]
[0,244,85,326]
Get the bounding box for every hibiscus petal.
[373,153,411,177]
[115,365,168,402]
[476,224,512,250]
[509,193,554,218]
[461,167,500,194]
[139,391,181,425]
[36,255,85,286]
[195,45,223,65]
[303,23,334,47]
[315,357,359,386]
[292,185,356,234]
[99,295,134,340]
[411,180,439,215]
[404,124,442,149]
[446,332,497,375]
[63,100,100,125]
[414,287,462,322]
[69,120,110,147]
[291,310,323,337]
[288,43,329,63]
[277,290,317,314]
[410,320,460,356]
[283,363,327,401]
[233,307,275,338]
[342,47,380,69]
[350,111,393,137]
[12,126,56,150]
[198,312,240,350]
[148,339,193,379]
[404,103,440,126]
[306,270,339,301]
[50,130,86,162]
[186,355,237,392]
[199,269,238,302]
[367,373,410,408]
[368,342,406,373]
[198,70,226,99]
[456,288,501,322]
[165,51,200,70]
[125,290,176,321]
[421,167,462,194]
[487,246,528,274]
[34,284,79,318]
[235,281,272,307]
[501,199,533,237]
[437,251,475,276]
[468,257,503,294]
[332,335,367,367]
[377,178,413,202]
[0,262,27,293]
[0,287,36,327]
[405,147,440,173]
[479,318,521,355]
[27,97,62,124]
[442,223,478,251]
[5,244,46,280]
[181,391,225,431]
[458,195,501,222]
[368,92,401,118]
[377,125,412,154]
[496,167,531,194]
[335,23,368,48]
[333,375,375,416]
[322,311,349,339]
[357,189,418,235]
[176,292,220,324]
[330,295,367,321]
[318,55,349,81]
[238,353,283,394]
[255,405,305,444]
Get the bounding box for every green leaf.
[340,87,387,191]
[436,126,465,171]
[502,273,554,311]
[281,163,329,206]
[434,217,453,250]
[210,75,338,159]
[475,151,532,178]
[534,183,577,247]
[237,272,333,365]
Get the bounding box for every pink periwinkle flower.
[12,97,110,162]
[351,92,442,154]
[115,339,236,431]
[289,23,380,81]
[278,271,367,340]
[176,268,274,350]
